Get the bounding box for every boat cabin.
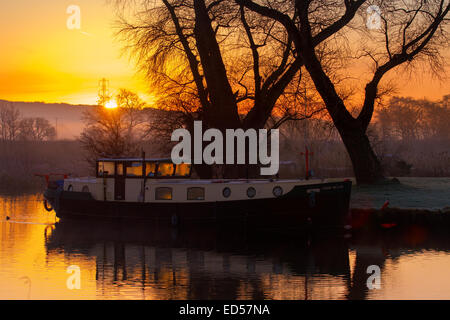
[96,158,192,179]
[95,158,192,201]
[62,157,336,204]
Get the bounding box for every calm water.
[1,194,450,300]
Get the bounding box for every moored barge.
[43,158,352,228]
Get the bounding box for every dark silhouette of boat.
[42,158,352,228]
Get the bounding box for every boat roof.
[98,158,174,162]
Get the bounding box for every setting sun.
[104,100,118,109]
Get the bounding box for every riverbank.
[347,177,450,231]
[0,140,89,193]
[350,177,450,211]
[1,177,449,231]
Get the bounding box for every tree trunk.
[336,124,384,184]
[295,28,385,185]
[193,0,241,130]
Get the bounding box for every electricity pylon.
[98,78,111,107]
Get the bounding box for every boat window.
[155,187,172,200]
[157,163,175,177]
[117,163,124,176]
[187,187,205,200]
[98,161,115,177]
[127,162,143,177]
[145,162,157,177]
[222,187,231,198]
[273,186,283,197]
[247,187,256,198]
[175,163,191,177]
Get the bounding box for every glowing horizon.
[104,99,118,109]
[0,0,153,106]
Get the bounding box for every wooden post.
[142,150,146,202]
[300,146,314,179]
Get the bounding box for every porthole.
[222,187,231,198]
[273,186,283,197]
[67,184,73,191]
[82,185,90,193]
[246,187,256,198]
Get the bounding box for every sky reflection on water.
[1,194,450,300]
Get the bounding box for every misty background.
[0,94,448,192]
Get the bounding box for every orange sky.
[0,1,448,105]
[0,0,152,105]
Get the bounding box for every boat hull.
[44,181,352,229]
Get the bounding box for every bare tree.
[116,0,322,177]
[79,89,149,166]
[423,95,450,140]
[377,95,450,141]
[18,117,56,141]
[115,0,449,182]
[0,102,21,141]
[237,0,450,183]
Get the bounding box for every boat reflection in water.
[43,217,450,299]
[45,220,354,299]
[4,194,450,299]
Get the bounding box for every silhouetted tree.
[0,103,56,142]
[377,95,450,141]
[19,117,56,141]
[0,102,21,141]
[238,0,450,183]
[116,0,324,178]
[79,89,149,166]
[116,0,449,182]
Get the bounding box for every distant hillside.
[0,100,94,140]
[0,100,169,141]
